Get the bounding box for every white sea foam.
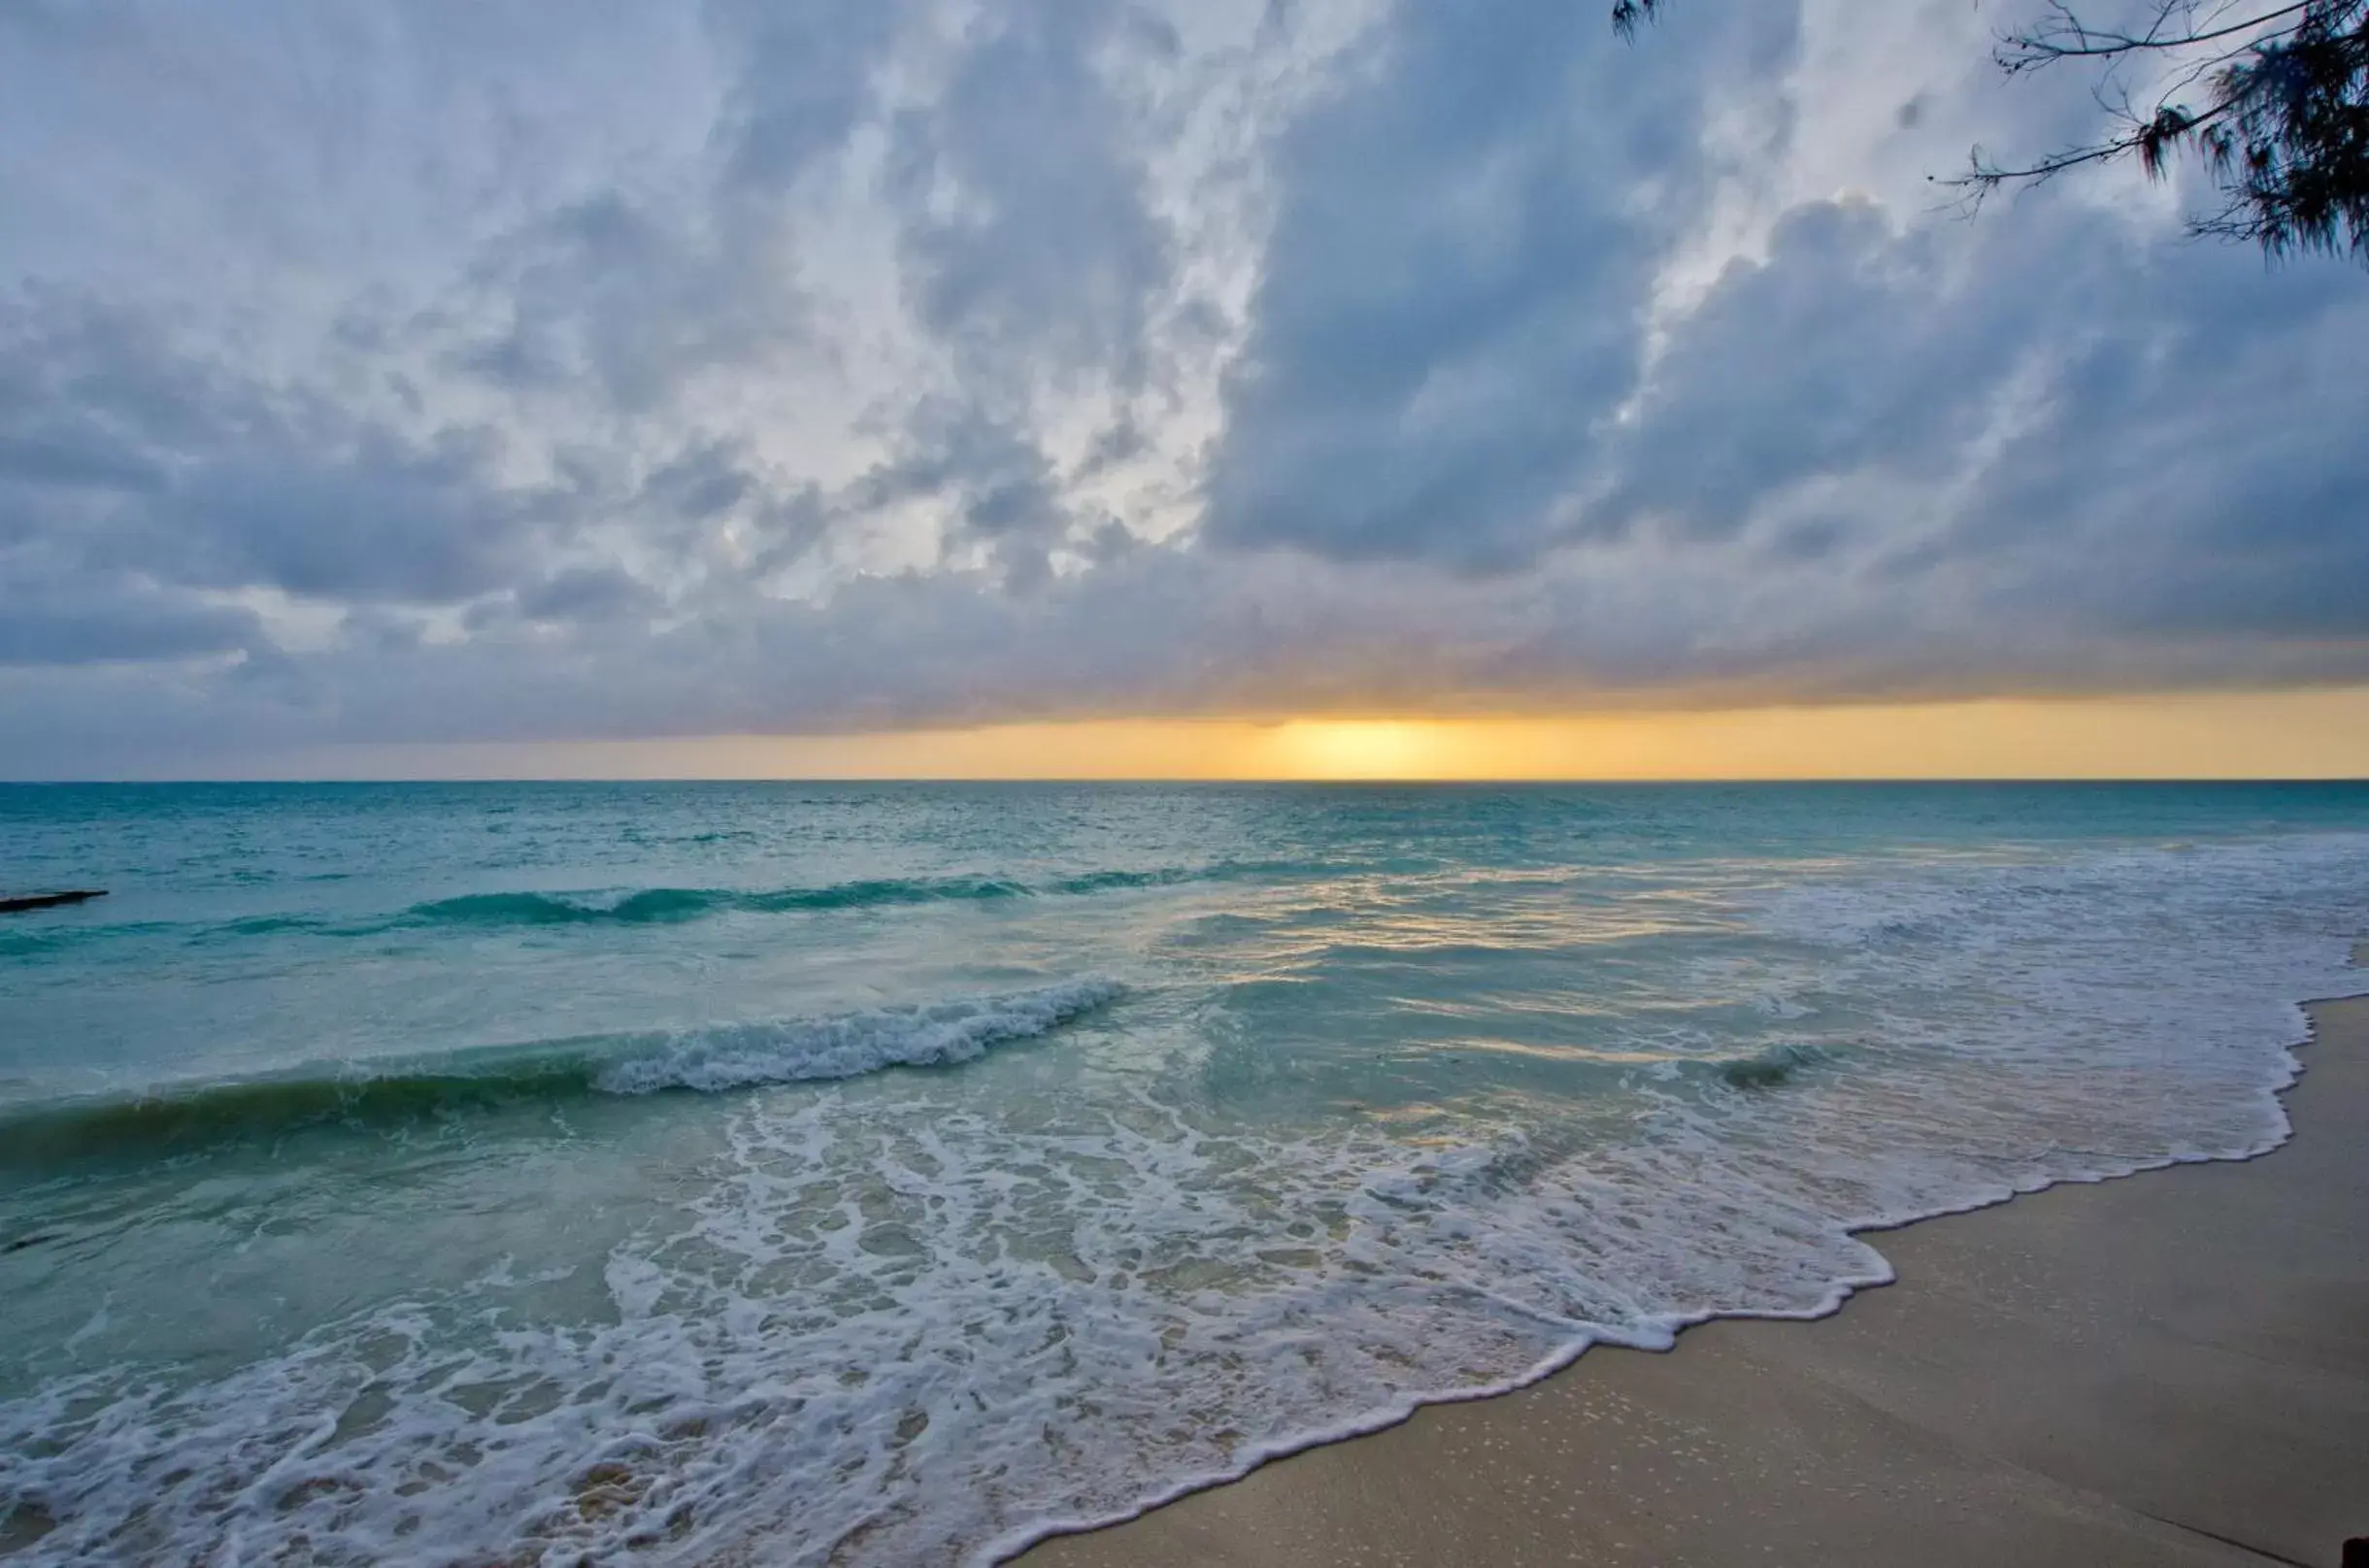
[591,979,1126,1095]
[1,833,2363,1566]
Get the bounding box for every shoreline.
[1016,978,2369,1568]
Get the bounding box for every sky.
[3,0,2366,780]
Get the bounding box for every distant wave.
[1046,867,1204,895]
[401,877,1032,927]
[0,979,1122,1166]
[398,862,1305,930]
[0,862,1329,952]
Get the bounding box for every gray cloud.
[448,189,816,416]
[0,572,260,667]
[0,300,554,608]
[883,0,1173,388]
[514,565,665,625]
[1203,0,1797,567]
[713,0,908,192]
[0,0,2364,774]
[1587,202,2013,543]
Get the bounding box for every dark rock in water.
[0,889,107,914]
[1720,1056,1794,1089]
[2344,1538,2369,1568]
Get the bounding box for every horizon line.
[8,776,2369,787]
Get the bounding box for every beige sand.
[1020,992,2369,1567]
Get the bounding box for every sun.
[1270,719,1445,780]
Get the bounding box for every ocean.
[2,781,2364,1564]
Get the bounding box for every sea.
[2,781,2365,1564]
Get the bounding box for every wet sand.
[1019,990,2369,1567]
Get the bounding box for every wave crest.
[0,979,1122,1165]
[402,876,1034,928]
[395,861,1315,931]
[593,977,1123,1094]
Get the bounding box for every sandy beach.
[1021,987,2369,1568]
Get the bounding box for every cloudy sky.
[4,0,2366,777]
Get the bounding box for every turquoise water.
[2,782,2365,1563]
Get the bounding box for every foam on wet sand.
[1020,988,2369,1568]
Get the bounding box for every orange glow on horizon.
[1271,720,1446,780]
[268,686,2369,782]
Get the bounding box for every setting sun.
[1270,720,1444,780]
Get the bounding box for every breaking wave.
[396,862,1307,930]
[0,979,1122,1166]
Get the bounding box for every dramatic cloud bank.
[3,0,2365,771]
